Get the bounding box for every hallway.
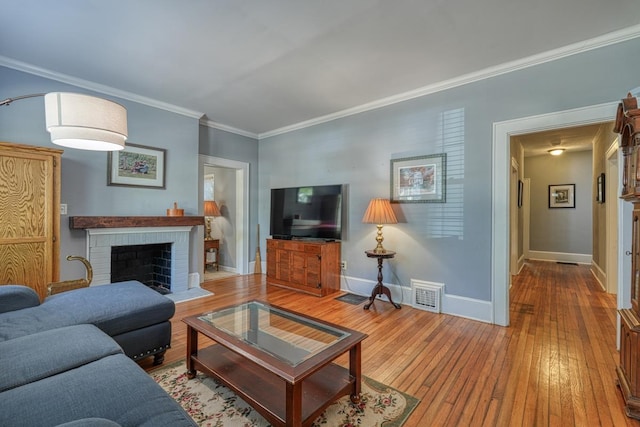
[508,260,633,425]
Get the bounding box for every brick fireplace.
[70,216,204,294]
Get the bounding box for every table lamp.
[362,198,397,254]
[203,200,221,240]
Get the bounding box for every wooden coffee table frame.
[183,301,367,427]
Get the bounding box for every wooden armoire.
[615,93,640,419]
[0,142,62,299]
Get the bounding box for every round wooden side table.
[364,250,401,309]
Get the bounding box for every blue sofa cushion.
[0,285,40,313]
[0,324,123,392]
[0,281,175,342]
[0,353,196,427]
[56,419,122,427]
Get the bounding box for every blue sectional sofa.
[0,281,174,364]
[0,283,197,427]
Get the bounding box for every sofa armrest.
[0,285,40,313]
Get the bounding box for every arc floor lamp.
[1,92,128,151]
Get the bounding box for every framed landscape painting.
[391,153,446,203]
[108,143,166,189]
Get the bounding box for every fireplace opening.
[111,243,172,294]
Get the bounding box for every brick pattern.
[85,226,192,293]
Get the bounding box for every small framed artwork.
[518,180,524,208]
[108,143,166,189]
[597,173,605,204]
[549,184,575,208]
[390,153,446,203]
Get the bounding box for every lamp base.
[372,224,387,253]
[205,217,212,240]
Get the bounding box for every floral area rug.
[151,360,419,427]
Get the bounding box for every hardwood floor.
[140,260,640,426]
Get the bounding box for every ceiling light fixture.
[1,92,128,151]
[548,148,565,156]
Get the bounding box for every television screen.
[270,184,344,240]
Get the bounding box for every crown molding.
[0,56,204,119]
[259,24,640,139]
[3,23,639,140]
[199,118,258,139]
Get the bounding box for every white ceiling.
[514,123,614,157]
[1,1,639,138]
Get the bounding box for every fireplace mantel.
[69,216,204,229]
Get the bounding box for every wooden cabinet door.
[0,143,61,299]
[276,248,291,282]
[633,206,640,314]
[290,251,321,289]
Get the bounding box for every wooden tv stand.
[266,239,341,296]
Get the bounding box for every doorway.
[492,102,619,326]
[198,155,250,277]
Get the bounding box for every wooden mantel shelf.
[69,216,205,229]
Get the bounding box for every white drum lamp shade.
[44,92,127,151]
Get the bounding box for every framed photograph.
[391,153,446,203]
[597,173,605,204]
[108,143,166,189]
[549,184,575,208]
[518,180,524,208]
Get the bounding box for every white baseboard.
[442,294,493,323]
[339,275,492,323]
[590,261,606,291]
[517,254,526,274]
[527,250,592,265]
[248,261,266,275]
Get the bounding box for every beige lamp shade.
[204,200,221,217]
[362,198,397,253]
[362,198,398,224]
[203,200,221,240]
[44,92,128,151]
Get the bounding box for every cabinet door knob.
[627,251,633,256]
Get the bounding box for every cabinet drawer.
[304,244,321,254]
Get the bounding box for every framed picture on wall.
[597,173,605,203]
[518,180,524,208]
[390,153,446,203]
[549,184,575,208]
[108,143,166,189]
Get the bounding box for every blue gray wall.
[258,37,640,308]
[0,66,201,280]
[2,36,640,320]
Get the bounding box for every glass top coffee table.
[183,300,368,427]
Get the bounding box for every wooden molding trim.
[69,216,204,229]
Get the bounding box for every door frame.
[605,139,619,294]
[198,155,250,276]
[510,158,519,277]
[492,101,618,326]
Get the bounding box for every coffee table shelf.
[191,344,354,426]
[184,301,367,427]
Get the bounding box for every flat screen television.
[270,184,345,240]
